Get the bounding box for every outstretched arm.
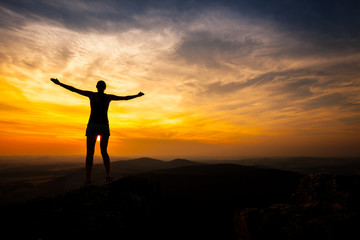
[51,78,92,97]
[108,92,144,101]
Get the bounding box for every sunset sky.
[0,0,359,158]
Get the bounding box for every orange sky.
[0,1,359,158]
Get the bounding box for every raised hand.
[51,78,60,85]
[138,92,145,97]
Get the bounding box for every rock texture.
[2,176,157,240]
[234,173,360,240]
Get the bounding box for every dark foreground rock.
[234,173,360,240]
[1,176,157,240]
[1,163,304,240]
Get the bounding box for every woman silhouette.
[51,78,144,185]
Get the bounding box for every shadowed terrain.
[1,157,359,239]
[1,159,303,239]
[0,157,203,204]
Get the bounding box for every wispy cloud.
[0,0,359,156]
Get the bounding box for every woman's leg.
[100,135,111,179]
[86,135,97,183]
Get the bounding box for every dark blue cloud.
[207,0,360,36]
[1,0,358,57]
[0,0,149,32]
[1,0,359,34]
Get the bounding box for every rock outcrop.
[234,173,360,240]
[2,176,157,240]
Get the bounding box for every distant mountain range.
[229,157,360,175]
[2,156,360,206]
[0,157,205,204]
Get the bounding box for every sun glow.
[0,3,359,157]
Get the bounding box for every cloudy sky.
[0,0,359,158]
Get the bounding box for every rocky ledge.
[234,173,360,240]
[2,176,158,240]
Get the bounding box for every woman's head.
[96,80,106,92]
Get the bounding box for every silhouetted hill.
[115,157,165,169]
[110,157,202,174]
[232,157,360,175]
[139,163,303,207]
[138,164,303,240]
[0,157,202,204]
[167,158,202,167]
